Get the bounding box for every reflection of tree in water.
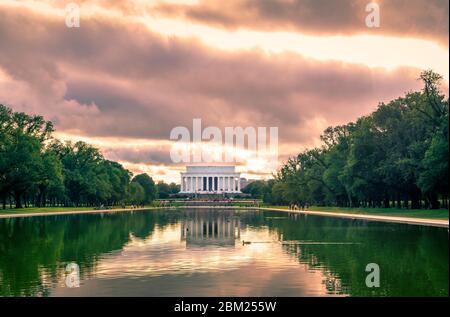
[0,211,173,296]
[0,209,447,296]
[260,211,448,296]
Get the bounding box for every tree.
[101,160,132,205]
[156,181,171,199]
[0,105,53,208]
[241,180,267,199]
[270,71,449,210]
[168,182,180,195]
[35,149,64,207]
[0,104,147,208]
[128,182,145,205]
[132,174,157,204]
[48,140,131,207]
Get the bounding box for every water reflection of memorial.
[181,210,241,247]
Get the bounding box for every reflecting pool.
[0,209,448,296]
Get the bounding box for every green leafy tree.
[168,182,180,194]
[156,181,171,199]
[271,71,449,210]
[128,182,145,205]
[132,174,157,204]
[0,105,53,208]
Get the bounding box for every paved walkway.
[258,207,449,228]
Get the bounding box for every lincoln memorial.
[180,165,241,194]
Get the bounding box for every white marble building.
[180,166,241,193]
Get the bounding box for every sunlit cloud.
[0,0,448,183]
[2,0,447,79]
[141,17,449,80]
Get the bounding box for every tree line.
[0,106,179,209]
[243,71,449,209]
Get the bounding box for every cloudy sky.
[0,0,448,183]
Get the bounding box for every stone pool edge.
[254,207,449,228]
[0,205,448,228]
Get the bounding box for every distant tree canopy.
[131,173,157,204]
[248,71,449,210]
[156,181,180,199]
[0,105,177,208]
[241,180,273,200]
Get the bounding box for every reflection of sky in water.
[51,220,338,296]
[3,209,447,296]
[94,225,301,276]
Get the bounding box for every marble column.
[200,219,204,239]
[217,217,221,237]
[193,176,197,192]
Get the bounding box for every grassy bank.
[0,206,95,215]
[0,205,154,216]
[263,205,449,220]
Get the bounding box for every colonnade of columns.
[181,216,240,241]
[180,174,241,193]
